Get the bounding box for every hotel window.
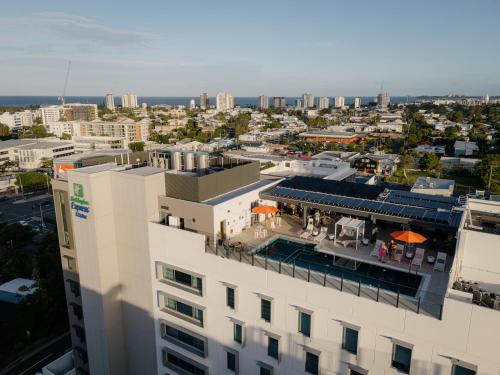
[160,321,207,357]
[261,298,272,323]
[226,286,235,309]
[298,311,311,337]
[258,362,273,375]
[225,348,239,373]
[163,348,207,375]
[233,322,243,344]
[305,351,319,375]
[64,256,76,272]
[452,362,477,375]
[158,263,203,295]
[342,326,359,355]
[391,343,412,374]
[57,191,71,247]
[161,294,204,327]
[267,336,279,360]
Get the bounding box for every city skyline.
[1,0,499,96]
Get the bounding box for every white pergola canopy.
[334,217,366,251]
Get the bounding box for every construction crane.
[58,60,71,105]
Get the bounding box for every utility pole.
[39,204,45,228]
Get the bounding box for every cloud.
[19,12,157,47]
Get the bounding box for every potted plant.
[217,231,225,246]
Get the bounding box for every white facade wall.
[67,165,165,375]
[41,106,61,125]
[149,223,500,375]
[335,96,345,108]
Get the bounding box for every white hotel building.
[52,152,500,375]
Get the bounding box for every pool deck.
[229,215,451,300]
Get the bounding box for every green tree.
[399,154,414,179]
[475,154,500,193]
[0,123,10,137]
[419,153,440,171]
[21,125,48,139]
[128,141,145,152]
[60,132,72,140]
[16,171,49,187]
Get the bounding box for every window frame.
[391,342,413,374]
[226,286,236,310]
[261,297,272,323]
[342,326,359,355]
[304,350,320,375]
[224,347,239,374]
[451,359,477,375]
[156,262,204,296]
[258,361,274,375]
[162,347,208,375]
[159,292,206,327]
[298,310,312,337]
[266,334,280,361]
[160,320,208,358]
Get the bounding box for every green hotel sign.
[71,183,90,219]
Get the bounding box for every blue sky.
[1,0,499,96]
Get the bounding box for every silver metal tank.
[184,152,195,171]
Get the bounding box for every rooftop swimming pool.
[256,237,422,297]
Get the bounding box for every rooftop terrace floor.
[224,214,452,318]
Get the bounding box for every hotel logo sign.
[71,183,90,219]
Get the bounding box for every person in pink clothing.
[378,241,387,262]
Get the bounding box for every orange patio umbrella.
[252,205,279,215]
[390,230,427,244]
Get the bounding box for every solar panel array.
[279,176,385,200]
[262,186,462,228]
[385,189,459,205]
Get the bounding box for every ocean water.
[0,96,416,108]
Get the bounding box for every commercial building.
[272,97,286,108]
[105,94,115,111]
[41,106,61,125]
[76,119,150,147]
[216,92,235,111]
[318,97,329,110]
[334,96,345,108]
[302,93,314,108]
[121,93,139,108]
[299,130,366,143]
[200,93,209,109]
[377,92,390,110]
[51,155,500,375]
[46,121,78,138]
[0,110,34,129]
[0,138,74,168]
[72,136,125,152]
[63,104,98,122]
[16,140,74,169]
[354,97,362,109]
[258,95,269,110]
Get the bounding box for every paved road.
[0,192,55,227]
[0,333,71,375]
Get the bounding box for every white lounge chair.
[313,227,328,243]
[411,248,425,270]
[299,226,313,239]
[434,252,447,272]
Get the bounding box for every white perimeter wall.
[149,223,500,375]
